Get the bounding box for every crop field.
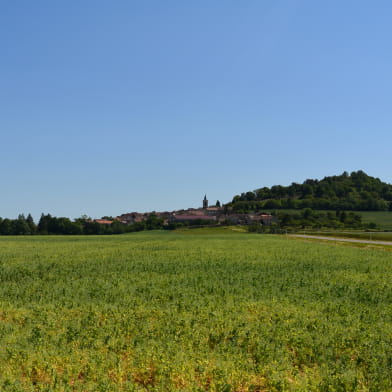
[0,231,392,391]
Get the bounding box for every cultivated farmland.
[0,230,391,391]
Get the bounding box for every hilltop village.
[102,195,275,227]
[2,172,386,235]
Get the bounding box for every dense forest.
[230,171,392,213]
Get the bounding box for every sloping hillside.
[230,171,392,212]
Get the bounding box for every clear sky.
[1,1,392,220]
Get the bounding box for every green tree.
[13,217,31,235]
[0,219,12,235]
[38,213,52,234]
[26,214,37,234]
[145,214,163,230]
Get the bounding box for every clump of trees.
[231,171,392,212]
[0,214,37,235]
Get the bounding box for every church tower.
[203,195,208,209]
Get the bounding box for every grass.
[0,231,392,391]
[263,209,392,230]
[357,211,392,230]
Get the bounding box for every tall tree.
[26,214,37,234]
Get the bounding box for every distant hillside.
[229,171,392,212]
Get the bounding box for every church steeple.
[203,194,208,209]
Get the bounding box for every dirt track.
[289,234,392,246]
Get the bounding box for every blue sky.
[1,1,392,220]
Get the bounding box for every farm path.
[289,234,392,246]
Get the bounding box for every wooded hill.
[229,171,392,212]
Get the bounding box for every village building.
[205,206,222,216]
[203,194,208,209]
[116,195,277,227]
[94,219,113,225]
[117,212,146,225]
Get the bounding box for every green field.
[357,211,392,230]
[264,209,392,230]
[1,231,392,391]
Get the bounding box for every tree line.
[230,171,392,213]
[0,214,168,235]
[0,213,221,235]
[248,209,370,234]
